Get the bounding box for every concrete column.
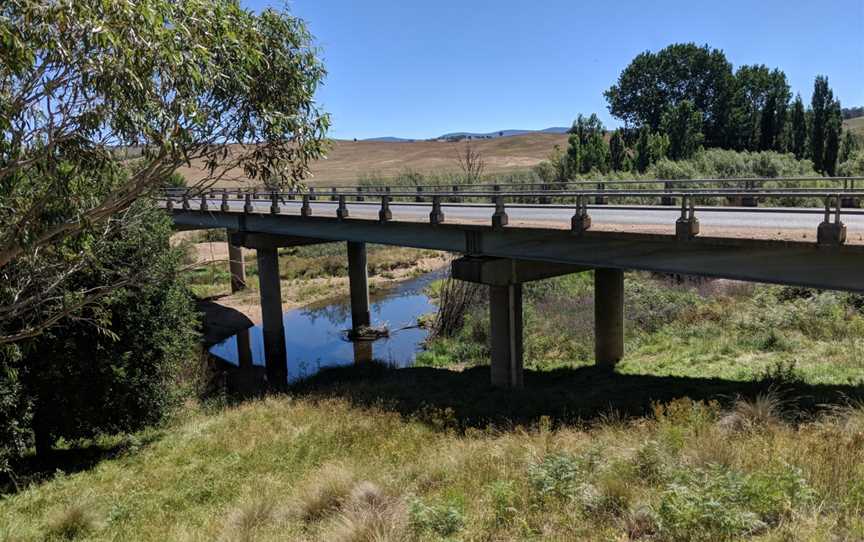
[228,234,247,293]
[489,283,523,388]
[594,268,624,368]
[347,241,371,332]
[255,247,287,387]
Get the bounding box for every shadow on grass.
[290,362,864,429]
[2,432,162,496]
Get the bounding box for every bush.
[14,201,199,456]
[408,498,465,536]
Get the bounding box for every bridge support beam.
[489,283,523,388]
[594,268,624,368]
[227,232,247,293]
[452,256,589,388]
[347,241,371,333]
[255,247,287,387]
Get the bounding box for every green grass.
[2,387,863,540]
[3,273,864,540]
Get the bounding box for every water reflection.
[209,270,442,390]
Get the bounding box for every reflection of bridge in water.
[165,176,864,389]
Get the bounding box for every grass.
[3,267,864,540]
[2,389,863,540]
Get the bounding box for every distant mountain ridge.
[362,127,569,142]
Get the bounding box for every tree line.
[556,43,858,177]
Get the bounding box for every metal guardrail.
[160,177,864,247]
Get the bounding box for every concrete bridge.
[164,178,864,388]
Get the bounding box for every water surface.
[209,270,442,386]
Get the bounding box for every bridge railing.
[159,177,864,247]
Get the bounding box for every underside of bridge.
[176,208,864,389]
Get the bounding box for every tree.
[0,0,329,345]
[454,140,486,183]
[824,101,843,176]
[662,101,704,160]
[840,132,859,164]
[726,65,790,151]
[635,126,652,173]
[604,43,734,147]
[609,130,626,171]
[21,201,198,456]
[567,114,609,174]
[790,95,808,160]
[810,76,836,173]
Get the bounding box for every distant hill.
[844,116,864,137]
[436,127,569,140]
[181,132,569,186]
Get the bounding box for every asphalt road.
[185,197,864,235]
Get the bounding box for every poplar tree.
[635,126,651,173]
[810,76,833,172]
[609,130,626,171]
[790,95,807,160]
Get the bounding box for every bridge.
[163,177,864,388]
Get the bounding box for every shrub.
[17,201,199,455]
[408,497,465,537]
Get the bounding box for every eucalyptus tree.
[0,0,329,345]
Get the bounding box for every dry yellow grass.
[176,133,568,187]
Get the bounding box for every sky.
[243,0,864,140]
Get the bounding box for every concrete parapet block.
[817,221,847,247]
[675,218,700,241]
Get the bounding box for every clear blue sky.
[244,0,863,140]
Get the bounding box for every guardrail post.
[540,183,551,205]
[430,195,444,224]
[244,193,253,213]
[181,193,190,210]
[675,196,700,241]
[492,195,508,229]
[595,182,608,205]
[270,191,280,214]
[570,195,592,235]
[415,186,424,203]
[379,195,392,222]
[356,186,365,202]
[841,179,859,208]
[330,187,338,201]
[220,192,230,212]
[309,187,316,201]
[200,194,209,211]
[337,195,349,219]
[661,182,674,206]
[301,195,312,217]
[818,196,847,246]
[741,180,758,207]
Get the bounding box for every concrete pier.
[489,283,524,388]
[594,268,624,368]
[347,241,371,332]
[227,234,247,292]
[255,247,287,387]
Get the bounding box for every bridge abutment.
[347,241,371,333]
[594,268,624,368]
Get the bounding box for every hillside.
[177,132,568,187]
[845,116,864,137]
